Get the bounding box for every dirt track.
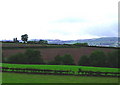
[2,47,116,64]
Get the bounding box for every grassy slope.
[2,72,119,83]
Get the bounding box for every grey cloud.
[85,23,118,37]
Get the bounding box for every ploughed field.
[2,43,117,64]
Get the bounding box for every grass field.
[2,72,119,83]
[2,63,119,73]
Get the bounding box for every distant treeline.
[2,40,48,44]
[2,49,119,68]
[2,40,88,46]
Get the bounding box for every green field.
[2,63,120,83]
[2,63,119,73]
[2,72,119,83]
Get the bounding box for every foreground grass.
[2,72,119,83]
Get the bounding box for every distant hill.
[47,37,119,47]
[1,37,119,47]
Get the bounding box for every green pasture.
[2,63,119,73]
[2,72,119,83]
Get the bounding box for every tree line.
[78,50,119,68]
[2,34,89,46]
[2,49,119,68]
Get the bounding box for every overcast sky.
[0,0,119,40]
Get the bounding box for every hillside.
[47,37,119,47]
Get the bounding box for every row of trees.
[78,50,119,68]
[48,54,75,65]
[27,40,48,44]
[2,49,74,65]
[3,49,44,64]
[2,49,119,68]
[48,50,119,68]
[73,43,88,46]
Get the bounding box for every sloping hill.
[48,37,119,47]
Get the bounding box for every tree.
[89,50,107,67]
[21,34,28,43]
[24,49,44,64]
[54,55,63,65]
[107,50,119,68]
[38,40,48,44]
[2,53,8,63]
[13,38,19,43]
[62,54,75,65]
[27,41,36,44]
[47,60,56,65]
[73,43,88,46]
[47,55,63,65]
[78,55,90,66]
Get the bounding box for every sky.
[0,0,119,40]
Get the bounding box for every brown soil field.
[2,46,117,64]
[2,43,46,47]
